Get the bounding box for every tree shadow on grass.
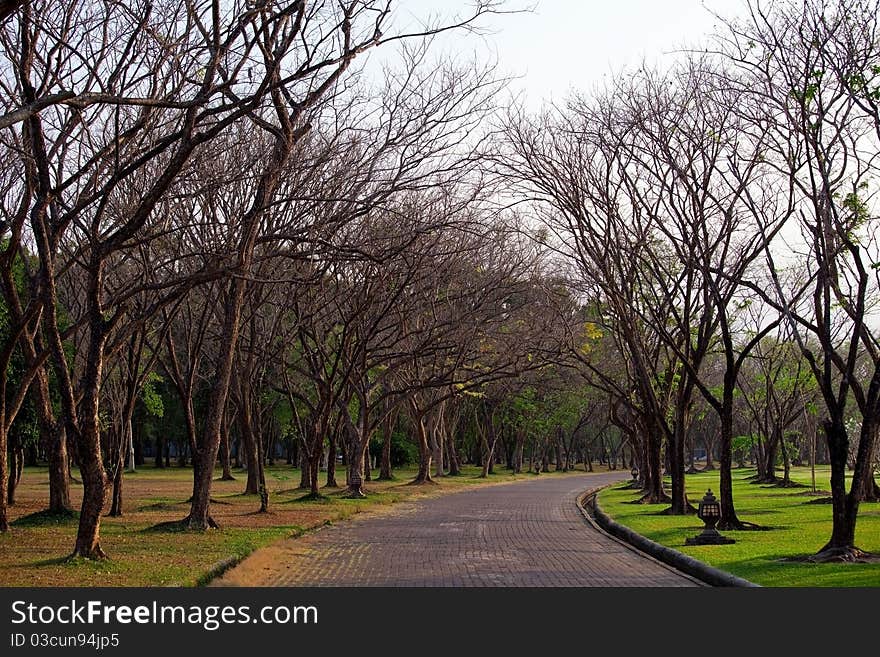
[280,492,332,504]
[11,509,78,527]
[138,497,231,512]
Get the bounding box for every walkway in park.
[212,472,700,587]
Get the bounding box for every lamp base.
[685,528,736,545]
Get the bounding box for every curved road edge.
[577,486,761,588]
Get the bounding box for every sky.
[381,0,743,106]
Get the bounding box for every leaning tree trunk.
[255,421,268,513]
[446,430,460,476]
[363,442,372,482]
[187,276,250,530]
[480,425,496,479]
[109,447,124,517]
[410,413,433,484]
[69,280,112,558]
[34,362,71,513]
[71,390,110,558]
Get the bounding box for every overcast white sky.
[381,0,742,105]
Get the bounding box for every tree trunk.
[431,414,444,479]
[109,449,124,517]
[555,426,565,472]
[325,429,338,488]
[759,428,780,483]
[363,443,372,482]
[188,449,219,529]
[820,416,853,552]
[667,409,690,515]
[379,420,393,480]
[5,433,18,507]
[513,428,524,474]
[70,301,111,558]
[256,419,268,513]
[34,363,71,513]
[71,416,109,559]
[0,425,7,532]
[187,277,249,530]
[855,472,880,502]
[446,430,460,476]
[480,421,496,479]
[219,409,235,481]
[298,441,310,489]
[410,414,434,484]
[346,438,366,498]
[717,398,743,530]
[238,393,260,495]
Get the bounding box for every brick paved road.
[212,472,700,587]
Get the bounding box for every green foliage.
[140,372,165,418]
[369,428,417,467]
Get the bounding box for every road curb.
[577,485,761,588]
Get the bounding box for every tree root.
[216,474,236,481]
[787,546,879,564]
[747,474,776,484]
[295,492,328,502]
[717,519,770,531]
[763,479,807,489]
[789,489,831,497]
[627,491,672,505]
[657,502,698,516]
[184,496,232,505]
[146,514,220,532]
[67,545,108,561]
[407,476,438,486]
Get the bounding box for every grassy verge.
[0,463,586,587]
[597,465,880,586]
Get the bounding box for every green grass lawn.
[598,465,880,586]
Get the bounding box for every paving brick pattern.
[214,472,699,587]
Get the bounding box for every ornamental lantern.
[685,489,735,545]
